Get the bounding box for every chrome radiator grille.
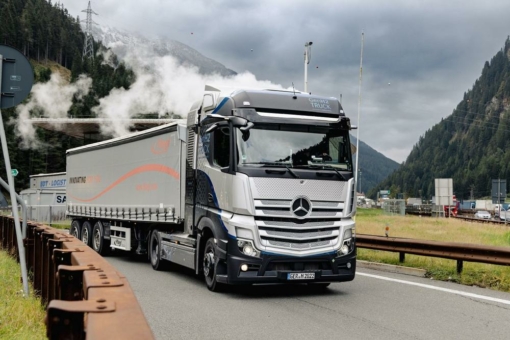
[254,199,343,251]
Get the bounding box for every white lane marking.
[357,272,510,306]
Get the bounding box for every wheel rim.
[93,228,101,250]
[203,245,215,280]
[82,228,89,244]
[71,226,78,238]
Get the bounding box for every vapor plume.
[15,73,92,148]
[93,47,286,137]
[16,44,287,147]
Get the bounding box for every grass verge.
[0,251,46,340]
[356,208,510,292]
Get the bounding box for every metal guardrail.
[454,215,510,226]
[357,234,510,273]
[0,216,154,340]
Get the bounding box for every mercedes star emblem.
[291,197,312,218]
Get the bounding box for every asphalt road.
[107,254,510,340]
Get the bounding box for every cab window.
[213,127,230,168]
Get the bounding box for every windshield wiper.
[294,164,348,180]
[242,162,299,178]
[322,166,348,181]
[242,161,291,166]
[284,165,299,178]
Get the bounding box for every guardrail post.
[457,260,463,274]
[57,265,98,301]
[33,227,45,295]
[46,300,115,340]
[41,232,55,303]
[399,252,405,263]
[0,216,4,248]
[6,218,12,252]
[47,239,65,302]
[26,223,37,274]
[1,217,7,249]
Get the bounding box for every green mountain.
[370,37,510,200]
[351,136,399,194]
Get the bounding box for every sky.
[57,0,510,163]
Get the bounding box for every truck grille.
[254,199,342,251]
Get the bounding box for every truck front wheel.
[203,238,223,292]
[150,231,167,271]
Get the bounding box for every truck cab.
[184,86,356,290]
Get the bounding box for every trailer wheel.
[81,220,93,246]
[92,221,110,255]
[70,220,82,239]
[203,238,224,292]
[149,231,167,271]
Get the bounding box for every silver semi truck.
[66,85,357,291]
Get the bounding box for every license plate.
[287,273,315,280]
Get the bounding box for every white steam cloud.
[15,73,92,148]
[16,45,287,147]
[93,48,287,137]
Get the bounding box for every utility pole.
[304,42,312,93]
[82,1,98,60]
[354,32,364,195]
[470,185,474,201]
[358,169,362,193]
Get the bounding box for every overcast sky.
[58,0,510,163]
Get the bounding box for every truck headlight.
[238,240,259,257]
[340,244,349,255]
[338,228,355,256]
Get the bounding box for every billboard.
[434,178,453,206]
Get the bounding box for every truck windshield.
[236,124,352,171]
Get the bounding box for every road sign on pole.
[11,169,18,177]
[0,45,34,297]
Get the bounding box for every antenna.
[354,32,364,194]
[82,1,98,60]
[292,82,297,99]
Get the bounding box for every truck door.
[197,125,233,212]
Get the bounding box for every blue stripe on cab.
[212,97,229,114]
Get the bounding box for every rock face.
[92,25,237,77]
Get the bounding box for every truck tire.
[203,238,224,292]
[70,220,82,239]
[92,221,110,255]
[81,220,93,246]
[149,231,167,271]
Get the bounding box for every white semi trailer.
[66,85,357,291]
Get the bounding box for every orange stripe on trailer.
[68,164,179,202]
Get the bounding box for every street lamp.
[304,41,312,93]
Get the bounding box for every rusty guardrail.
[0,216,154,339]
[357,234,510,273]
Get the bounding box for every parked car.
[474,210,491,219]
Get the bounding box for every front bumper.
[216,244,356,285]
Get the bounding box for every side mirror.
[241,130,250,141]
[205,120,228,133]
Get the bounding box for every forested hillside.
[0,0,133,191]
[370,37,510,200]
[351,136,399,194]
